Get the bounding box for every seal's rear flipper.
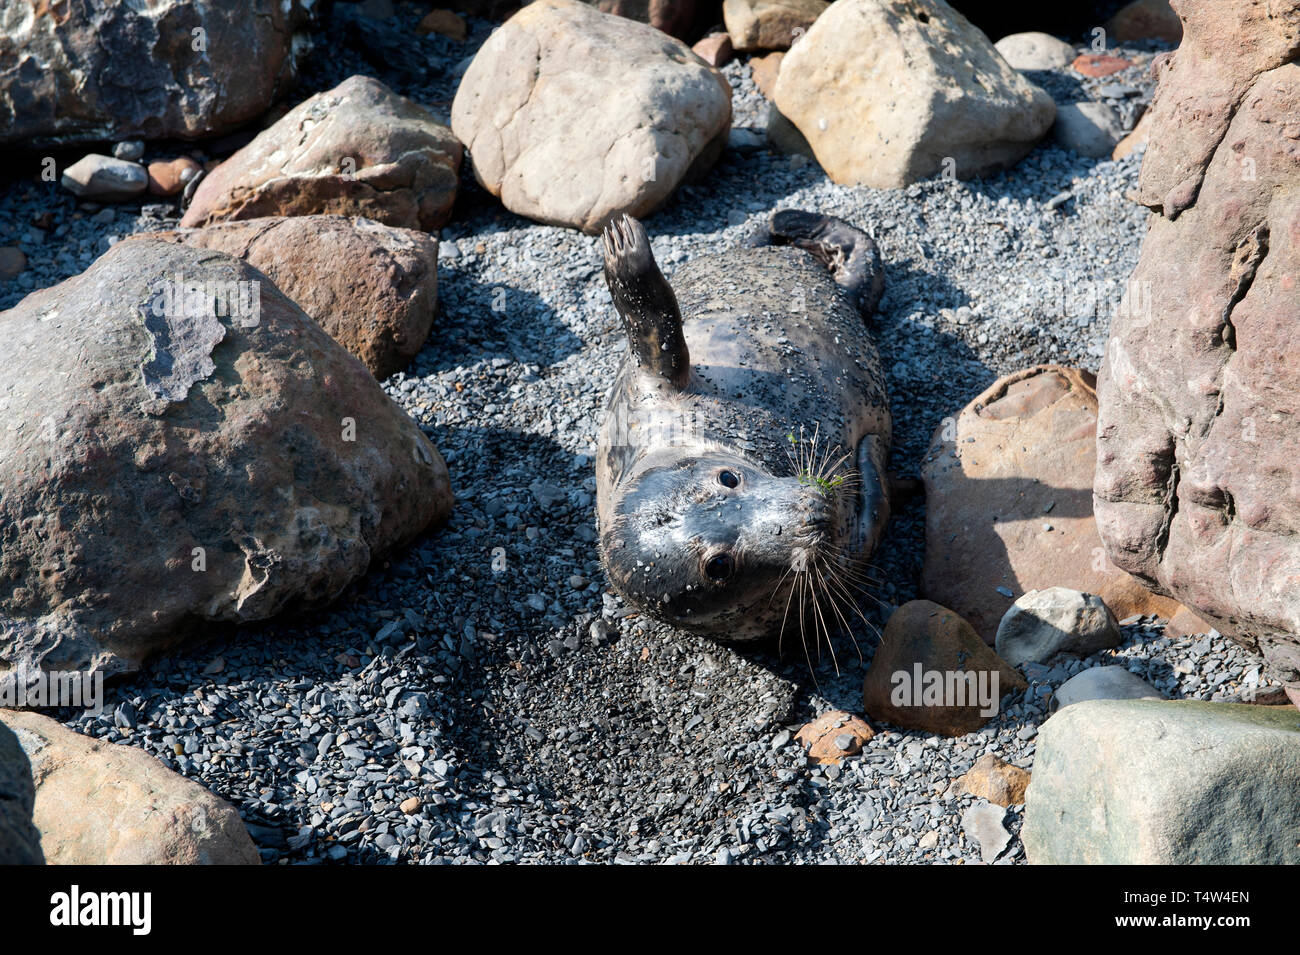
[602,214,691,391]
[764,210,885,316]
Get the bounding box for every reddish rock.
[693,32,734,67]
[1070,53,1134,77]
[956,754,1030,807]
[585,0,708,40]
[862,601,1026,737]
[724,0,828,52]
[1163,605,1215,640]
[923,366,1181,644]
[146,157,202,197]
[416,9,469,40]
[749,51,784,99]
[181,75,462,232]
[135,215,439,379]
[1095,0,1300,698]
[794,711,874,764]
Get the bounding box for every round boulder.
[181,75,462,232]
[0,240,452,679]
[451,0,732,234]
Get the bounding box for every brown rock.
[1106,0,1182,45]
[146,157,203,197]
[1163,605,1215,641]
[399,796,422,814]
[1111,108,1154,161]
[416,9,469,40]
[724,0,828,52]
[749,51,784,99]
[862,601,1027,736]
[1071,53,1135,77]
[134,216,438,379]
[579,0,708,40]
[181,75,462,232]
[2,710,258,864]
[693,32,735,68]
[0,240,452,680]
[957,754,1030,806]
[1095,0,1300,697]
[922,366,1180,644]
[0,246,27,280]
[0,0,315,148]
[794,711,875,764]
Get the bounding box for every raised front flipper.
[602,214,691,390]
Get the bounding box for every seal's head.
[601,449,845,640]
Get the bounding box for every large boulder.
[1093,0,1300,702]
[0,0,314,148]
[451,0,732,234]
[862,600,1026,736]
[0,240,452,680]
[2,711,259,864]
[923,366,1181,643]
[1023,699,1300,864]
[135,216,439,379]
[773,0,1055,187]
[0,721,42,865]
[181,75,462,232]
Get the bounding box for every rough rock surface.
[0,240,452,680]
[724,0,829,52]
[1023,699,1300,864]
[181,75,462,232]
[0,720,42,865]
[862,601,1027,736]
[773,0,1055,187]
[994,31,1075,71]
[451,0,732,233]
[995,587,1121,667]
[0,0,314,147]
[1094,0,1300,698]
[923,366,1180,643]
[957,753,1030,807]
[1051,665,1161,712]
[137,216,440,380]
[2,710,258,865]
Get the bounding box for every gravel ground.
[2,9,1276,864]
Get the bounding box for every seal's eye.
[718,470,740,489]
[704,553,735,581]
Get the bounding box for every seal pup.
[595,211,891,660]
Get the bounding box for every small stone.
[962,800,1012,863]
[112,140,145,161]
[994,31,1075,71]
[61,154,148,201]
[146,157,202,197]
[1070,53,1133,78]
[692,31,733,68]
[399,796,422,814]
[771,729,792,750]
[957,754,1030,807]
[794,711,874,763]
[1051,666,1161,712]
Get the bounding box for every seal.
[595,210,891,658]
